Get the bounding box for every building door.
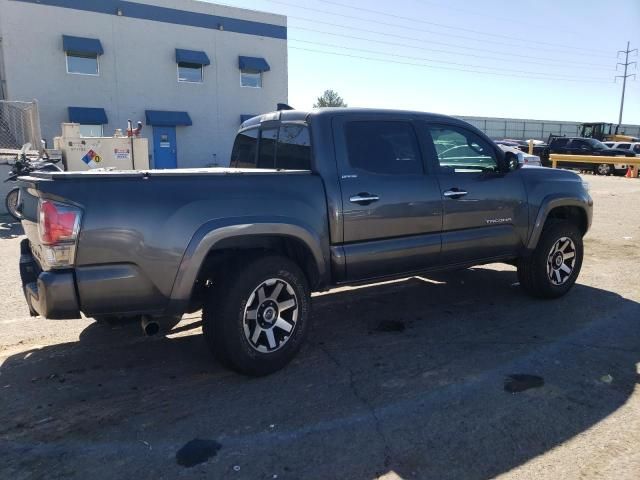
[153,126,177,168]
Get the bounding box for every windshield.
[586,138,607,150]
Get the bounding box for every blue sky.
[218,0,640,124]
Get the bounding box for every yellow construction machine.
[580,122,639,142]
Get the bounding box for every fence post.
[30,99,42,152]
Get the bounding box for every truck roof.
[240,108,469,129]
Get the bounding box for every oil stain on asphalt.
[504,374,545,393]
[176,438,222,467]
[375,320,406,333]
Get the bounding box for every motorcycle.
[2,143,63,220]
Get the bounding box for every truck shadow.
[1,267,638,479]
[0,215,23,239]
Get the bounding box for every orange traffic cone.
[625,166,633,178]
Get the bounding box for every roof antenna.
[277,103,294,111]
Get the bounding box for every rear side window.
[345,121,422,175]
[634,144,640,154]
[258,128,278,168]
[230,128,258,168]
[231,124,312,170]
[277,124,311,170]
[617,143,631,150]
[551,138,569,147]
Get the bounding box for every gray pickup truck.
[16,108,593,375]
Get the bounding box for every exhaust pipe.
[141,315,160,336]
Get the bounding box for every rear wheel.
[517,221,583,299]
[594,163,614,176]
[202,255,311,376]
[5,188,20,220]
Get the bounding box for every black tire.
[517,221,583,299]
[202,255,311,376]
[594,163,614,176]
[5,188,20,220]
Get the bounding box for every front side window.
[345,121,422,175]
[428,125,497,173]
[66,53,99,75]
[178,62,203,83]
[241,70,262,88]
[230,128,259,168]
[78,124,103,137]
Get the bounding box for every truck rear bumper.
[19,239,81,319]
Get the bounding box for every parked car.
[603,141,640,156]
[495,139,547,158]
[545,137,635,175]
[496,144,542,167]
[15,108,593,376]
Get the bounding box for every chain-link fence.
[456,115,640,142]
[0,100,42,151]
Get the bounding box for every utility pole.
[615,41,637,126]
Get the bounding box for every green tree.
[313,89,348,108]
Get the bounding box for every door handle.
[350,193,380,205]
[443,189,468,199]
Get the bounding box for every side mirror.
[501,151,520,172]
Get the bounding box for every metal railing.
[550,154,640,177]
[0,100,42,152]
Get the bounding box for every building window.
[241,70,262,88]
[66,52,99,75]
[177,62,203,83]
[78,124,103,137]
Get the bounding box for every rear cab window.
[230,123,311,170]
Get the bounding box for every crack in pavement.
[311,341,393,475]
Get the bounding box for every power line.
[312,0,613,55]
[287,16,616,65]
[291,26,615,69]
[616,41,637,124]
[289,36,612,72]
[288,39,612,81]
[409,0,598,39]
[288,46,614,84]
[264,0,613,58]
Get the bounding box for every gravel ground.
[0,174,639,480]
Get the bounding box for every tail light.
[38,200,82,268]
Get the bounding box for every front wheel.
[5,188,20,220]
[517,221,583,299]
[202,255,311,376]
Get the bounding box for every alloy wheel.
[243,278,299,353]
[546,237,577,285]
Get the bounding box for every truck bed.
[18,168,329,317]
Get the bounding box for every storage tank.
[54,123,149,171]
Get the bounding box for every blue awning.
[145,110,192,126]
[240,114,257,123]
[62,35,104,55]
[175,49,210,66]
[238,56,270,72]
[68,107,108,125]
